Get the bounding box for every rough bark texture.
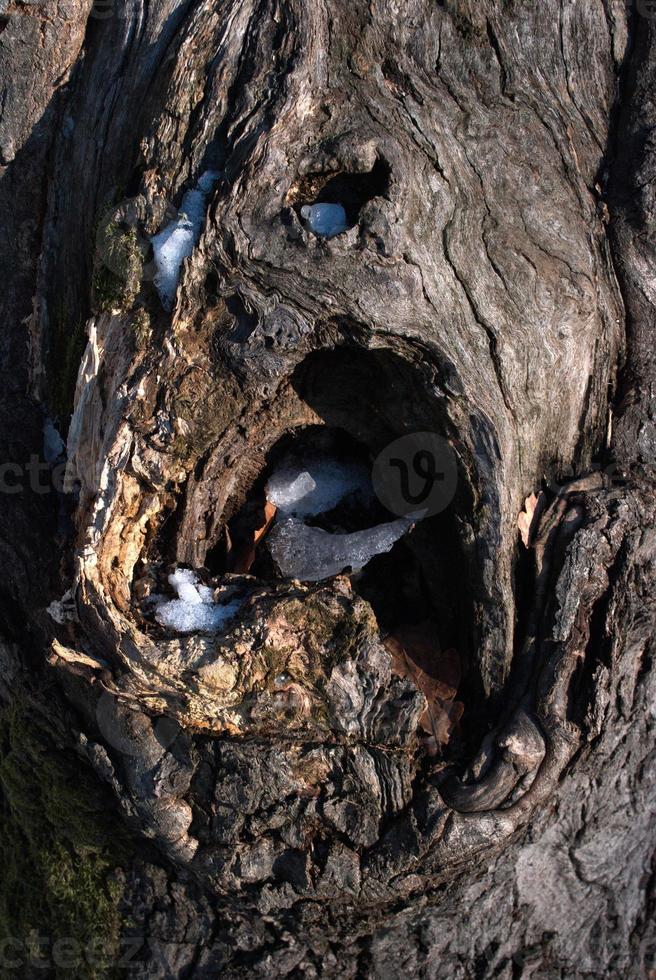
[1,0,655,977]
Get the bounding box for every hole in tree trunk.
[145,344,489,757]
[292,157,391,226]
[204,348,471,623]
[211,346,477,682]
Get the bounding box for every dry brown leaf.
[419,696,464,744]
[231,502,277,574]
[431,645,461,696]
[224,523,234,565]
[384,623,462,746]
[386,624,460,696]
[518,492,539,547]
[255,501,277,545]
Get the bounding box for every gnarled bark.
[1,0,655,976]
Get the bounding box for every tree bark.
[1,0,655,976]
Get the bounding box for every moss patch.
[172,373,244,460]
[284,594,367,660]
[0,699,129,977]
[92,216,143,315]
[131,308,152,351]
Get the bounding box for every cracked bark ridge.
[1,0,655,976]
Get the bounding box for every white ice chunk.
[267,515,414,582]
[168,568,214,604]
[266,456,373,518]
[300,203,348,239]
[155,568,243,633]
[150,223,194,311]
[151,170,221,310]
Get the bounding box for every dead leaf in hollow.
[255,501,277,544]
[224,524,234,565]
[518,491,540,548]
[385,623,460,696]
[420,697,464,746]
[231,501,277,574]
[384,622,462,746]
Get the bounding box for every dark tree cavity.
[0,0,655,976]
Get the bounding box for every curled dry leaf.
[518,491,542,548]
[384,621,463,748]
[230,501,277,574]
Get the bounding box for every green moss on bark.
[92,221,143,315]
[0,700,129,978]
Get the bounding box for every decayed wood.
[1,0,655,976]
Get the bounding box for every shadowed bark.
[0,0,655,976]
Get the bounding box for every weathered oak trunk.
[1,0,655,976]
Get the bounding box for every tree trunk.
[1,0,655,976]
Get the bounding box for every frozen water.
[155,568,243,633]
[151,170,221,310]
[301,203,348,239]
[267,515,415,582]
[266,456,373,518]
[264,454,416,580]
[151,217,195,311]
[168,567,214,604]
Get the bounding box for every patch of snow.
[301,203,348,239]
[151,170,221,310]
[155,568,243,633]
[267,514,415,582]
[47,588,78,625]
[265,456,373,518]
